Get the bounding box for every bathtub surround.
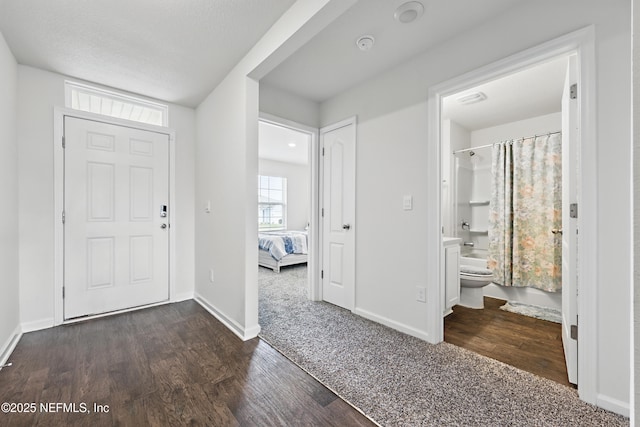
[258,266,628,426]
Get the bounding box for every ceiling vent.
[456,91,487,105]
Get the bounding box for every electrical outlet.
[209,268,215,283]
[416,286,426,303]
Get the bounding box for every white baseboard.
[194,293,260,341]
[21,318,55,333]
[172,291,194,302]
[0,324,22,367]
[354,307,430,342]
[596,394,629,417]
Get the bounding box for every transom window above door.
[258,175,287,231]
[65,81,168,127]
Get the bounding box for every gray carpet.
[258,265,629,427]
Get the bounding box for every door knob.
[342,224,351,230]
[551,228,562,235]
[161,223,167,229]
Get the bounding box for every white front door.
[321,118,356,310]
[561,55,578,385]
[64,116,170,319]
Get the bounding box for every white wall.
[168,104,197,301]
[259,158,310,230]
[319,0,630,412]
[470,112,562,146]
[193,0,355,339]
[260,83,320,128]
[17,65,196,329]
[633,0,639,422]
[0,32,20,361]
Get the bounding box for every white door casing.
[258,113,321,301]
[427,27,597,404]
[321,118,356,310]
[64,116,170,319]
[561,55,579,385]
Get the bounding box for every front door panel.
[64,117,169,319]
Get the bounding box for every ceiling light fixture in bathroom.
[394,1,425,24]
[456,91,487,105]
[355,35,375,51]
[288,142,297,147]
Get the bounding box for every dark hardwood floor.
[444,296,572,388]
[0,301,376,427]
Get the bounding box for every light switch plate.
[403,195,413,210]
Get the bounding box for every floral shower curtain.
[487,134,562,292]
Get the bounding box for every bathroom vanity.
[442,237,462,315]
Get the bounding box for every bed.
[258,230,308,272]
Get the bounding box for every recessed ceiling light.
[456,91,487,105]
[288,142,297,148]
[355,35,375,51]
[394,1,424,24]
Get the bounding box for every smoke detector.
[356,35,375,51]
[394,1,425,24]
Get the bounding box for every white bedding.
[258,230,308,261]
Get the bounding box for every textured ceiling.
[0,0,296,107]
[262,0,528,103]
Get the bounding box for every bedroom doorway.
[257,115,319,301]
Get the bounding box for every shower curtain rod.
[452,130,562,155]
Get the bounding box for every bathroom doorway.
[438,53,579,387]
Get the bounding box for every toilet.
[459,265,494,309]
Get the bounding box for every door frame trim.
[426,26,597,404]
[258,113,320,300]
[319,116,357,311]
[53,107,177,325]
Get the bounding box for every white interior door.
[64,117,170,319]
[561,55,578,385]
[321,119,356,310]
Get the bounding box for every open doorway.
[439,55,578,387]
[257,117,317,307]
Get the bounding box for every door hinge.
[321,208,324,217]
[322,147,325,156]
[62,210,66,224]
[570,83,577,100]
[62,287,65,299]
[570,324,578,340]
[62,136,66,148]
[569,203,578,219]
[321,270,324,279]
